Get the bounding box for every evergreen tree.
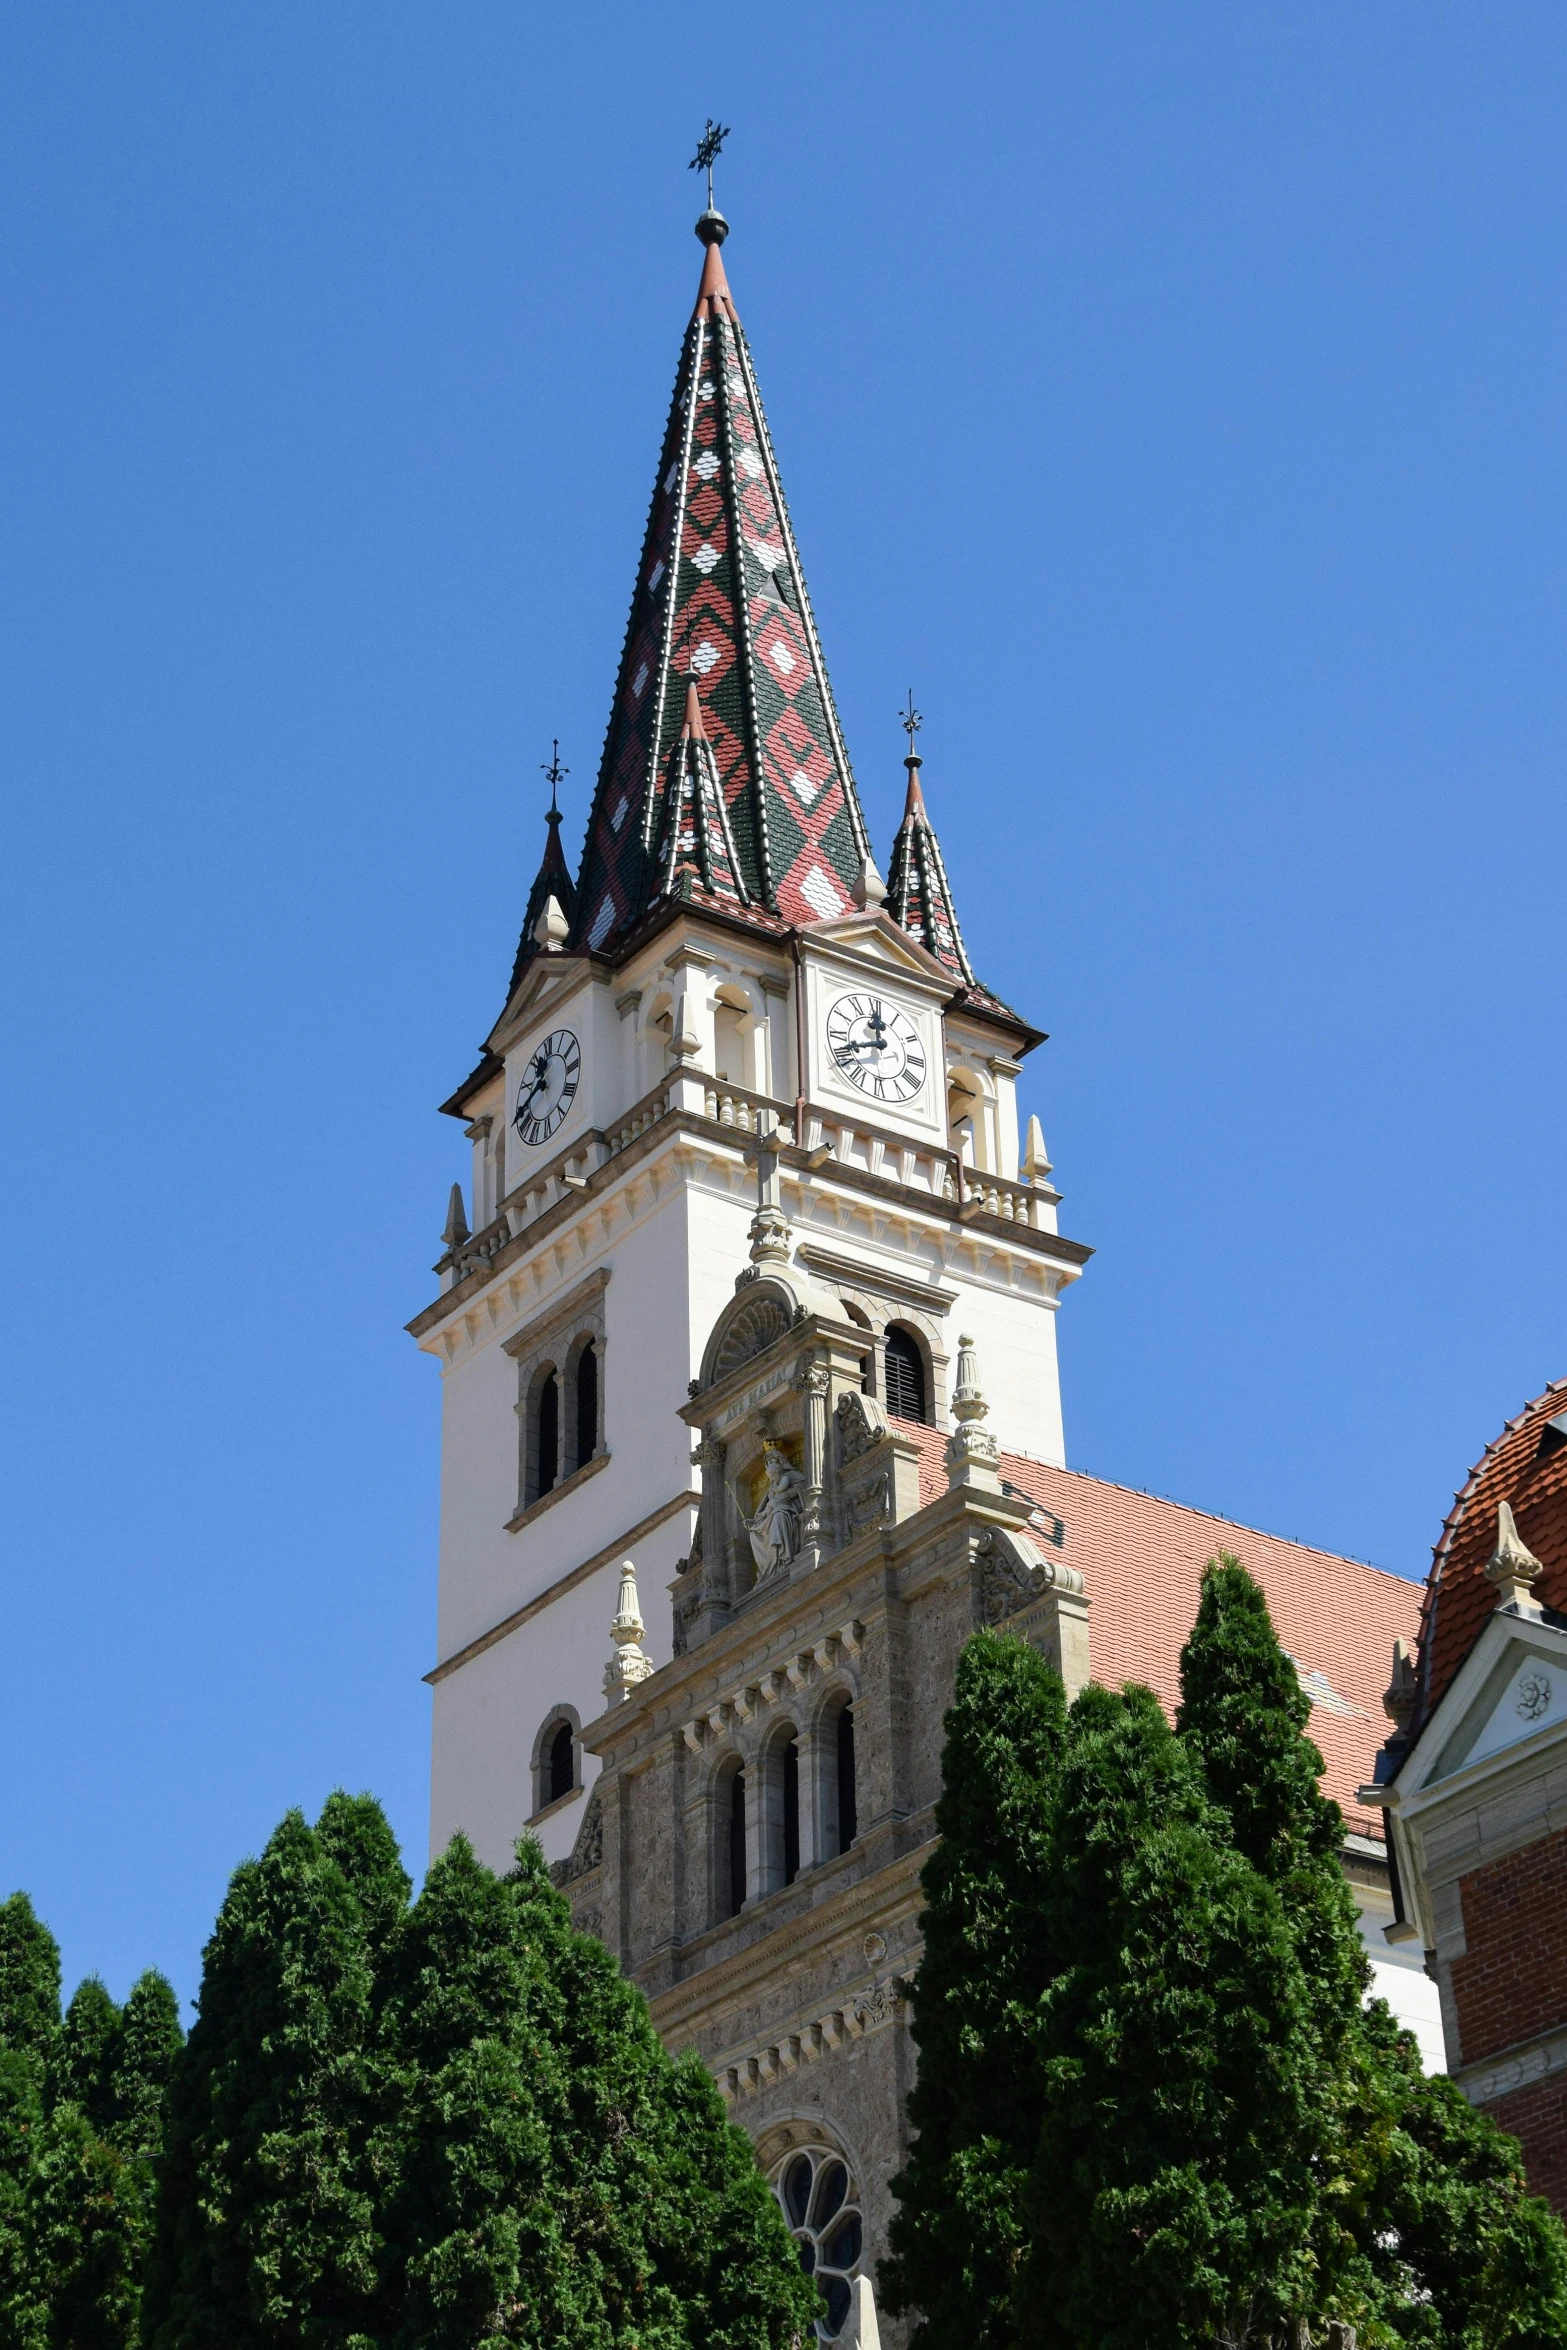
[0,1894,61,2350]
[1016,1683,1329,2350]
[1178,1556,1567,2343]
[879,1629,1068,2350]
[141,1805,389,2350]
[379,1831,816,2349]
[1177,1555,1368,2049]
[53,1983,121,2134]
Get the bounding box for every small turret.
[884,703,975,984]
[505,745,580,1003]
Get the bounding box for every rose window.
[772,2146,863,2340]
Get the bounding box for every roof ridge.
[1001,1450,1416,1587]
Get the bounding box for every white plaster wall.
[429,1508,693,1875]
[1356,1884,1446,2074]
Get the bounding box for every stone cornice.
[411,1099,1090,1346]
[424,1487,699,1685]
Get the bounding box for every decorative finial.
[852,853,887,910]
[541,740,568,820]
[690,118,731,216]
[1486,1500,1544,1616]
[604,1560,655,1702]
[441,1181,469,1252]
[741,1117,793,1278]
[1383,1638,1418,1735]
[532,895,569,952]
[899,689,923,766]
[945,1333,1002,1493]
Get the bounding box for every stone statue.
[747,1442,806,1579]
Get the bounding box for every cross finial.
[690,118,731,211]
[541,739,568,820]
[900,690,923,758]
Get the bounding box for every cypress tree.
[379,1832,816,2349]
[53,1982,122,2133]
[1177,1556,1567,2341]
[1177,1554,1368,2048]
[879,1629,1068,2350]
[141,1806,387,2350]
[1016,1683,1326,2350]
[0,1893,61,2350]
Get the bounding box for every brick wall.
[1483,2074,1567,2217]
[1449,1825,1567,2066]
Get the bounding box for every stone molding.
[412,1096,1091,1345]
[681,1621,865,1755]
[423,1488,699,1685]
[1458,2021,1567,2111]
[714,1972,908,2104]
[796,1244,959,1318]
[504,1446,610,1535]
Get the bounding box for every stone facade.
[557,1267,1088,2332]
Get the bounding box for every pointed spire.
[573,207,871,957]
[1023,1115,1052,1182]
[1486,1500,1544,1616]
[441,1182,469,1251]
[884,704,975,984]
[505,749,580,1001]
[652,679,750,909]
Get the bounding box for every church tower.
[410,191,1445,2340]
[411,196,1087,1879]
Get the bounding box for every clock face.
[825,992,927,1104]
[513,1028,581,1146]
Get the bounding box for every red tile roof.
[1416,1378,1567,1724]
[889,1418,1422,1841]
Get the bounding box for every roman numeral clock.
[824,992,927,1105]
[513,1028,581,1147]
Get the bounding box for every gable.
[1426,1619,1567,1784]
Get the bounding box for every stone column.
[795,1359,830,1576]
[695,1432,732,1642]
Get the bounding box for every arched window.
[726,1767,747,1918]
[536,1368,560,1497]
[531,1707,582,1818]
[772,2146,863,2341]
[546,1721,574,1807]
[883,1325,927,1424]
[760,1728,802,1893]
[573,1338,599,1471]
[835,1704,857,1854]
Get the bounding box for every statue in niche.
[747,1443,807,1580]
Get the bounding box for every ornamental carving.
[977,1527,1083,1625]
[711,1293,794,1381]
[835,1389,888,1465]
[1516,1670,1553,1723]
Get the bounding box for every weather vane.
[689,119,731,211]
[541,740,568,818]
[900,691,923,751]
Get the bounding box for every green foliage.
[891,1569,1567,2350]
[1017,1682,1327,2350]
[141,1804,390,2350]
[879,1629,1068,2350]
[1177,1554,1369,2051]
[143,1799,814,2350]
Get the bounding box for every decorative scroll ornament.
[604,1560,655,1700]
[976,1526,1083,1625]
[835,1388,888,1464]
[1486,1501,1544,1617]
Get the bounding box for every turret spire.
[573,178,871,958]
[504,746,580,1002]
[883,702,975,984]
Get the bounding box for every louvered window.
[883,1326,926,1423]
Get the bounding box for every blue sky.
[3,4,1564,2007]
